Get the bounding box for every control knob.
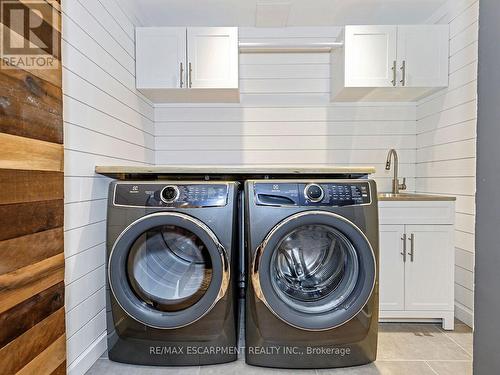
[160,185,180,203]
[304,183,324,203]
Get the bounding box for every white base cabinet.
[379,200,455,330]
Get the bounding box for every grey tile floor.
[88,320,472,375]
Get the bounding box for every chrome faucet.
[385,149,407,194]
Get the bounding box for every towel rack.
[238,41,344,53]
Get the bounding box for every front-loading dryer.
[106,181,239,366]
[245,179,379,368]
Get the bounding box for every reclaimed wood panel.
[0,253,65,314]
[0,227,63,274]
[0,281,64,348]
[0,59,61,88]
[0,200,63,241]
[0,96,62,144]
[0,67,63,143]
[0,64,62,116]
[0,170,63,205]
[16,334,66,375]
[0,133,63,172]
[0,307,65,374]
[0,0,65,372]
[50,361,67,375]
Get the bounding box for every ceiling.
[126,0,449,27]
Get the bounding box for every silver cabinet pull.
[401,233,407,262]
[391,60,397,86]
[188,62,192,88]
[179,62,184,88]
[409,233,415,262]
[400,60,406,86]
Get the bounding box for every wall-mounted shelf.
[238,41,344,53]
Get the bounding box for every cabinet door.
[136,27,186,89]
[344,25,398,87]
[397,25,449,87]
[379,225,405,311]
[405,225,454,311]
[187,27,238,89]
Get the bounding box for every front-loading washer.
[245,179,379,368]
[106,181,239,366]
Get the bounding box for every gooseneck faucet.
[385,148,407,194]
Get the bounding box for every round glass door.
[253,211,376,331]
[127,225,213,312]
[109,212,229,329]
[270,224,359,314]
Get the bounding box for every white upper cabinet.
[187,27,238,89]
[345,26,397,88]
[397,25,449,88]
[332,25,449,101]
[136,27,186,90]
[135,27,239,103]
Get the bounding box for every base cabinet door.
[379,225,405,311]
[404,225,455,311]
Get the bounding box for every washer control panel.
[254,182,371,207]
[114,183,228,208]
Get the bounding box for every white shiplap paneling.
[154,27,417,193]
[62,0,153,374]
[417,0,478,327]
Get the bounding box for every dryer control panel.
[254,182,371,207]
[114,183,228,208]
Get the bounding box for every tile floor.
[87,320,472,375]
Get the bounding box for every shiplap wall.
[155,27,417,193]
[418,0,478,326]
[61,0,154,374]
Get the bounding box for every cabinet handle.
[391,60,397,86]
[188,62,192,88]
[179,62,184,88]
[401,233,407,262]
[409,233,415,262]
[400,60,406,86]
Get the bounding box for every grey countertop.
[378,192,456,201]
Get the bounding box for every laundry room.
[0,0,498,374]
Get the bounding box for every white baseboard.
[67,332,107,375]
[455,302,474,328]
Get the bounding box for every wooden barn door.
[0,1,65,374]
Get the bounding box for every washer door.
[252,211,375,331]
[109,212,229,329]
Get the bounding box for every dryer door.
[252,211,375,331]
[109,212,229,329]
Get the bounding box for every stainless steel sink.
[378,193,456,201]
